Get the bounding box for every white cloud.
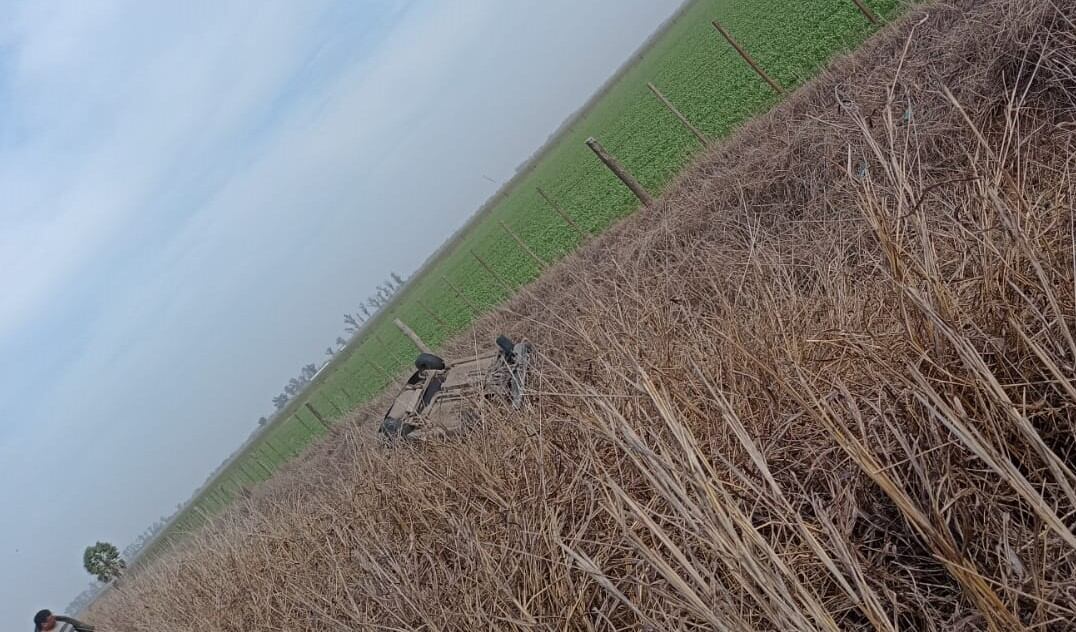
[0,0,345,340]
[0,1,685,626]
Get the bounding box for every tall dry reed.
[92,0,1076,629]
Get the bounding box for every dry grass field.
[92,0,1076,629]
[168,0,898,527]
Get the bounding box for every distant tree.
[83,542,126,583]
[343,313,360,333]
[272,393,288,410]
[335,336,347,349]
[285,380,300,397]
[258,416,268,427]
[358,305,371,320]
[301,364,318,380]
[325,346,334,358]
[390,271,406,289]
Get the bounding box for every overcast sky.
[0,0,683,626]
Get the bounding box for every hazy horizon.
[0,0,684,626]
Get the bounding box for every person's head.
[33,610,56,631]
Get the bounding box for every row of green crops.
[155,0,900,550]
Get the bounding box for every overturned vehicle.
[378,335,531,441]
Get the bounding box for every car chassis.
[378,335,531,441]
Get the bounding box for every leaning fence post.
[236,465,256,486]
[365,356,394,381]
[849,0,879,24]
[416,298,450,330]
[253,454,272,476]
[646,82,710,147]
[394,317,433,354]
[193,504,212,524]
[322,393,343,416]
[241,462,260,483]
[470,250,516,294]
[294,411,318,435]
[498,220,547,270]
[372,332,402,364]
[263,439,285,460]
[442,275,482,315]
[536,187,586,238]
[305,402,332,429]
[711,21,783,94]
[585,137,653,206]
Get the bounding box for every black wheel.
[415,352,446,371]
[496,335,516,360]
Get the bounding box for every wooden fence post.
[394,318,433,354]
[258,448,276,470]
[322,393,343,416]
[442,275,482,315]
[470,250,515,294]
[305,402,332,429]
[294,412,318,435]
[416,298,449,330]
[536,187,586,238]
[193,504,213,523]
[263,439,285,460]
[711,21,784,94]
[585,137,653,206]
[372,331,403,367]
[241,463,260,483]
[366,356,394,381]
[498,221,547,270]
[646,82,710,147]
[235,467,255,486]
[253,455,273,476]
[849,0,879,24]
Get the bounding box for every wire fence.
[170,0,898,544]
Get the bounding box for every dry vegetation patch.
[93,1,1076,629]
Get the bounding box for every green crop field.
[152,0,900,551]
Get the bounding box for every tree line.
[269,272,406,412]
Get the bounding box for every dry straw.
[92,0,1076,629]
